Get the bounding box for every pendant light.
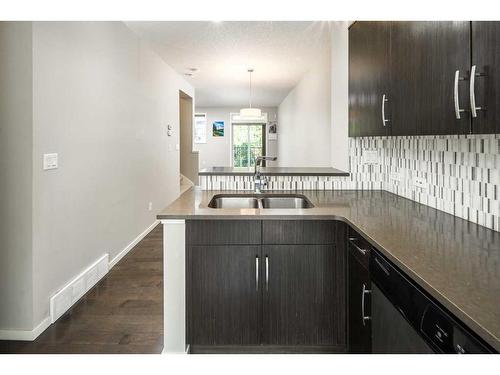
[239,69,262,118]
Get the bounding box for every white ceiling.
[125,21,331,107]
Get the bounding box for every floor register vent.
[49,253,109,323]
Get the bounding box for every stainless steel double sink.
[208,194,314,209]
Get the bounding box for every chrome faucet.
[254,156,277,193]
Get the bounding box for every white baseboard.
[0,316,51,341]
[109,220,159,268]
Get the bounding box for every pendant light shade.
[239,107,262,118]
[239,69,262,119]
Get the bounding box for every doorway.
[230,111,268,168]
[179,91,199,188]
[232,123,266,167]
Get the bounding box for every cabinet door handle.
[348,237,368,256]
[361,283,372,326]
[381,94,390,127]
[454,70,466,119]
[255,256,259,291]
[265,255,269,292]
[470,65,485,118]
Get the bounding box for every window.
[194,113,207,144]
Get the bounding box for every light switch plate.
[43,153,58,170]
[175,144,180,150]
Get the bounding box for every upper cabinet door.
[349,22,391,137]
[471,22,500,134]
[390,22,471,136]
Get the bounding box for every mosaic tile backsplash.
[199,134,500,232]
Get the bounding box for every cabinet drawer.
[262,220,336,244]
[186,220,261,245]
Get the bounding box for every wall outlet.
[413,176,427,189]
[148,202,153,211]
[43,153,58,170]
[175,144,180,151]
[363,150,379,164]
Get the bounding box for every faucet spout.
[254,155,277,193]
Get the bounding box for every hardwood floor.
[0,224,164,354]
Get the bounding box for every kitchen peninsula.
[158,188,500,354]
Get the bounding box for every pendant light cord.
[248,69,253,109]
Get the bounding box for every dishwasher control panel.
[421,304,493,353]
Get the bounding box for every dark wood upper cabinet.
[349,22,391,137]
[390,21,471,136]
[349,21,500,137]
[471,22,500,134]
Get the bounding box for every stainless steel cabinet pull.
[361,283,371,326]
[265,256,269,291]
[381,94,390,127]
[255,256,259,291]
[348,237,368,256]
[470,65,485,118]
[454,70,466,119]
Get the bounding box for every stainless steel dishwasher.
[370,250,495,354]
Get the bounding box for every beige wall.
[0,22,34,331]
[277,43,332,167]
[194,106,278,168]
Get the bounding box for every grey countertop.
[157,188,500,352]
[198,166,350,176]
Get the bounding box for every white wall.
[0,21,194,331]
[0,22,34,331]
[194,106,278,168]
[277,43,332,167]
[330,22,350,172]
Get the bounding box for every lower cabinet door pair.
[187,244,342,349]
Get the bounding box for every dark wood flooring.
[0,224,164,354]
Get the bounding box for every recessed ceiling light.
[188,67,199,73]
[184,72,193,77]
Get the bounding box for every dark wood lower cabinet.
[186,220,347,353]
[348,249,372,353]
[262,245,344,347]
[187,245,262,346]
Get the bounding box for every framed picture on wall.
[213,121,224,137]
[268,121,277,140]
